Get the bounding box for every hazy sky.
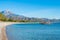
[0,0,60,19]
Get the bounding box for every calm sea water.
[6,23,60,40]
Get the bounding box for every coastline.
[1,27,8,40]
[0,22,20,40]
[0,22,38,40]
[0,22,40,40]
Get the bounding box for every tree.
[0,13,7,21]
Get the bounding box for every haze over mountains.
[0,10,60,23]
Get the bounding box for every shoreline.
[0,22,40,40]
[0,22,20,40]
[1,27,8,40]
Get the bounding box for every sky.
[0,0,60,19]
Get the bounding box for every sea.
[6,23,60,40]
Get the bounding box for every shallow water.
[6,23,60,40]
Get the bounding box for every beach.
[0,22,37,40]
[0,22,20,40]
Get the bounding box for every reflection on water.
[6,23,60,40]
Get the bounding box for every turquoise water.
[6,23,60,40]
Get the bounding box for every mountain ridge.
[0,10,60,24]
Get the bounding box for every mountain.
[1,10,45,22]
[1,10,29,21]
[0,10,60,23]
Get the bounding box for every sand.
[0,22,20,40]
[0,22,38,40]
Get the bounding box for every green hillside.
[0,13,7,21]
